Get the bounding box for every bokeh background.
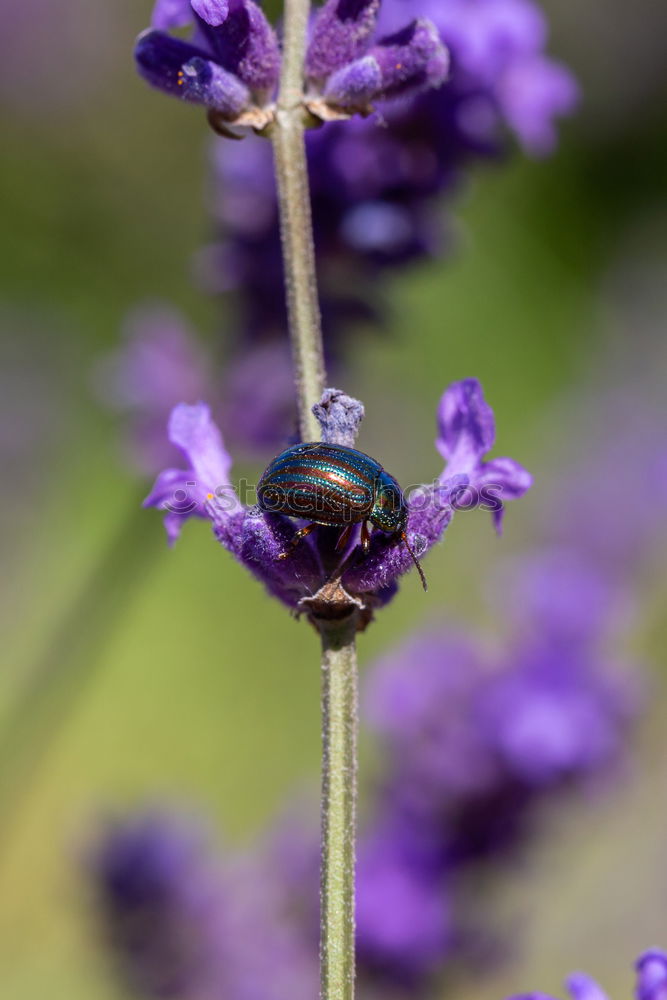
[1,0,667,998]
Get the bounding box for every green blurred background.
[1,0,667,997]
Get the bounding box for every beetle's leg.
[360,520,371,554]
[278,522,318,560]
[335,523,354,553]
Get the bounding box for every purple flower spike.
[324,55,383,111]
[436,378,532,531]
[636,951,667,1000]
[370,19,450,101]
[180,56,250,117]
[313,387,365,447]
[147,383,529,610]
[191,0,229,26]
[306,0,380,81]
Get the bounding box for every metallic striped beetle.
[257,442,427,591]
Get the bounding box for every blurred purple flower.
[144,379,530,608]
[93,304,211,473]
[379,0,579,154]
[89,809,318,1000]
[547,393,667,580]
[636,951,667,1000]
[89,810,227,998]
[364,601,636,864]
[489,548,621,648]
[506,950,667,1000]
[478,640,636,787]
[356,832,452,982]
[219,342,297,454]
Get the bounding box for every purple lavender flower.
[89,809,319,1000]
[378,0,579,154]
[364,600,636,863]
[435,376,533,531]
[505,950,667,1000]
[546,393,667,581]
[306,0,382,81]
[307,5,451,114]
[144,379,530,610]
[89,810,228,998]
[136,0,450,123]
[478,639,636,787]
[636,951,667,1000]
[135,0,280,122]
[356,832,452,981]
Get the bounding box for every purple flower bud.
[312,387,365,447]
[370,19,450,101]
[180,56,250,117]
[636,951,667,1000]
[306,0,380,81]
[198,0,280,92]
[323,55,382,110]
[191,0,229,26]
[135,30,210,98]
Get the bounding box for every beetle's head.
[370,472,427,592]
[370,473,407,533]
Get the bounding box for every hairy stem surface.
[273,3,357,995]
[272,0,325,442]
[319,616,358,1000]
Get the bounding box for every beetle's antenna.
[401,532,428,592]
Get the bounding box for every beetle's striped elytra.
[257,442,427,591]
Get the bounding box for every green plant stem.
[272,0,325,443]
[272,2,357,995]
[318,616,358,1000]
